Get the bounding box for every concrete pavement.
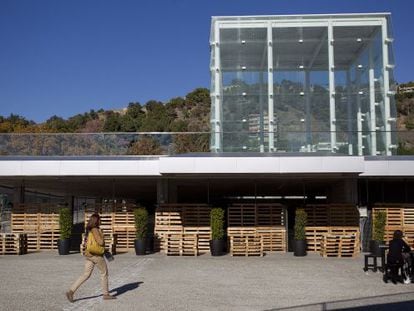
[1,251,413,310]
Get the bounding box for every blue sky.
[0,0,413,123]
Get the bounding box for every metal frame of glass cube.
[210,13,397,155]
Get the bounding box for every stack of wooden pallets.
[154,204,211,254]
[0,233,28,255]
[165,233,198,256]
[11,204,60,251]
[373,204,414,245]
[227,204,287,256]
[304,204,360,254]
[230,235,263,256]
[154,206,184,252]
[320,234,358,258]
[256,226,287,252]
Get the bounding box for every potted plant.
[210,207,225,256]
[294,208,307,257]
[370,210,386,256]
[58,207,72,255]
[134,207,148,255]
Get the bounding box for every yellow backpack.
[86,230,105,256]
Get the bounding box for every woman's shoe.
[103,294,117,300]
[66,290,74,303]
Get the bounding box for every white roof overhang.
[1,156,414,177]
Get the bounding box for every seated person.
[387,230,411,282]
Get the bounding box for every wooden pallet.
[112,228,135,251]
[230,235,263,256]
[305,227,330,252]
[256,226,286,252]
[154,226,183,253]
[329,204,359,226]
[228,226,286,253]
[228,205,256,227]
[320,234,358,258]
[12,203,60,214]
[155,204,211,254]
[403,205,414,226]
[0,233,28,255]
[304,205,329,226]
[11,212,59,251]
[304,204,359,227]
[306,226,360,253]
[372,205,414,245]
[228,204,286,227]
[155,209,183,227]
[165,234,198,256]
[85,202,139,213]
[183,227,211,253]
[256,204,286,226]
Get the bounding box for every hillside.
[1,84,414,155]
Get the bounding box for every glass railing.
[0,131,412,156]
[0,132,210,156]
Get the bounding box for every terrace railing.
[0,131,412,156]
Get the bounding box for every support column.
[369,45,377,155]
[381,19,392,155]
[259,72,265,152]
[356,69,363,155]
[346,70,353,155]
[213,22,222,152]
[267,23,275,151]
[305,70,312,152]
[328,22,337,152]
[157,179,169,204]
[13,181,25,206]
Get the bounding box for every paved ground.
[1,251,414,311]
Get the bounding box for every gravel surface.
[1,251,414,310]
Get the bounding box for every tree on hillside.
[0,114,34,133]
[185,88,210,108]
[139,100,172,132]
[127,135,163,155]
[44,115,70,132]
[103,111,122,132]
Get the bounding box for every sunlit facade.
[210,13,397,155]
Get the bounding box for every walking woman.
[66,213,116,302]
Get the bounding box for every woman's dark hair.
[86,213,100,231]
[393,230,403,240]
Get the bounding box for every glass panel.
[273,26,328,152]
[333,25,385,155]
[220,27,268,152]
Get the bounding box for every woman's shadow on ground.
[75,282,143,302]
[110,282,143,296]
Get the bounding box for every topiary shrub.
[210,207,225,240]
[59,207,72,240]
[294,209,307,240]
[134,208,148,240]
[373,210,386,241]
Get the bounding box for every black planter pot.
[294,239,307,257]
[58,239,70,255]
[210,239,224,256]
[369,240,384,257]
[135,239,146,255]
